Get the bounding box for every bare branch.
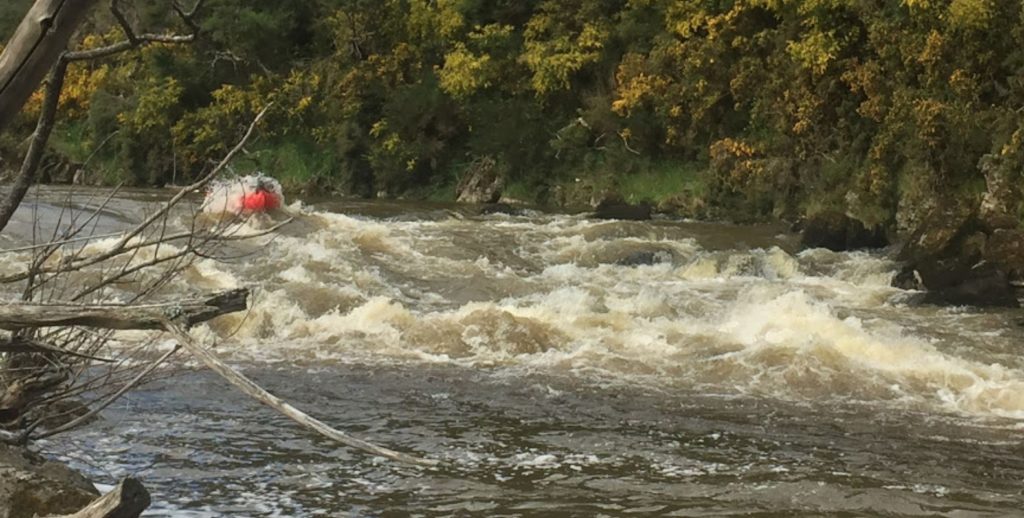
[64,0,205,62]
[162,321,440,467]
[33,345,179,439]
[109,0,138,45]
[0,107,274,284]
[0,58,68,233]
[0,0,101,132]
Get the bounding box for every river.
[5,187,1024,516]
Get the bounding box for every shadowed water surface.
[48,364,1024,517]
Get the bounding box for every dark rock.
[891,266,922,290]
[614,250,671,266]
[479,203,524,216]
[593,200,652,221]
[984,228,1024,280]
[655,193,706,219]
[0,444,98,518]
[980,212,1020,232]
[799,211,888,251]
[892,199,1021,307]
[914,255,978,291]
[920,262,1020,308]
[897,202,976,263]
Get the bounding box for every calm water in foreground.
[5,188,1024,516]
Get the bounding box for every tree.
[0,2,434,514]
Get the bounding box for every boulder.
[614,250,671,267]
[799,211,888,251]
[478,203,524,217]
[0,444,98,518]
[919,261,1020,308]
[456,156,504,204]
[892,200,1021,307]
[588,191,653,221]
[984,228,1024,281]
[897,202,975,263]
[593,201,652,221]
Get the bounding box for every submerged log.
[0,289,249,331]
[46,477,150,518]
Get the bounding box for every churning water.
[6,187,1024,516]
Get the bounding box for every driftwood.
[162,322,438,466]
[0,289,249,331]
[46,477,150,518]
[0,287,437,465]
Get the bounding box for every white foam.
[102,203,1021,421]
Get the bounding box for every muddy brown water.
[4,186,1024,516]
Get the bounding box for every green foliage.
[1,0,1023,224]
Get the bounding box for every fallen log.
[46,477,150,518]
[162,321,439,467]
[0,289,248,331]
[0,286,436,466]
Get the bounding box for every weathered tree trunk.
[0,289,250,331]
[163,322,438,466]
[0,0,100,133]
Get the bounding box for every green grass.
[49,121,93,163]
[501,179,537,204]
[616,161,707,205]
[236,137,338,192]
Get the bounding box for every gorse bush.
[1,0,1022,224]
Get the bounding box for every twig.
[33,345,180,439]
[0,106,272,284]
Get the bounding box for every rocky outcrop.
[613,250,672,266]
[893,200,1022,307]
[455,156,505,204]
[0,444,98,518]
[593,200,652,221]
[918,262,1019,307]
[799,211,888,251]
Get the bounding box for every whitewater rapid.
[11,188,1024,516]
[118,203,1020,421]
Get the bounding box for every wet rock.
[984,229,1024,280]
[0,444,98,518]
[592,199,652,221]
[456,156,505,204]
[893,200,1021,307]
[799,211,888,251]
[891,267,922,291]
[897,202,976,263]
[614,250,671,267]
[479,203,524,216]
[919,262,1020,308]
[655,193,706,219]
